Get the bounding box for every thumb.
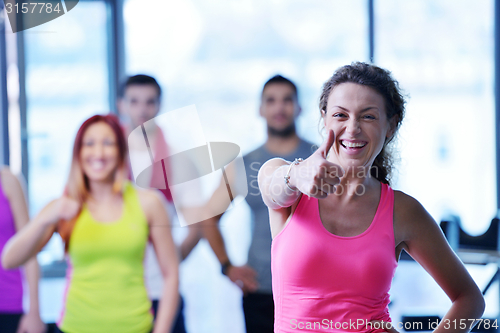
[318,129,335,159]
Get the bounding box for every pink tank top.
[271,183,397,333]
[0,173,23,313]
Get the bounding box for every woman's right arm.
[258,129,343,210]
[1,197,79,269]
[258,130,343,238]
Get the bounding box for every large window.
[376,0,495,234]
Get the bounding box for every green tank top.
[58,182,153,333]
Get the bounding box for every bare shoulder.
[393,189,438,242]
[393,190,430,219]
[134,187,168,224]
[394,190,423,212]
[0,166,15,186]
[135,187,164,212]
[0,165,11,179]
[0,167,22,200]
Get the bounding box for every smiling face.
[322,82,394,171]
[260,83,300,135]
[119,84,160,129]
[79,122,120,183]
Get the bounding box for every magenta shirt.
[271,183,397,333]
[0,174,23,313]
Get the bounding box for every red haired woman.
[2,114,179,333]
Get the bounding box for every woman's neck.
[87,180,116,202]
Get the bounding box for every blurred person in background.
[118,74,202,333]
[201,75,316,333]
[0,167,46,333]
[2,114,179,333]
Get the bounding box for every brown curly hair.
[319,62,406,185]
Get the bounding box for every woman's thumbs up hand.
[288,130,344,199]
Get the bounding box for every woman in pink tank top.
[259,62,484,333]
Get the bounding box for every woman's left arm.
[140,190,179,333]
[395,191,485,333]
[3,169,46,333]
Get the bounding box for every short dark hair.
[319,62,406,185]
[119,74,162,99]
[262,75,298,100]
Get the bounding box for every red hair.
[58,114,128,248]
